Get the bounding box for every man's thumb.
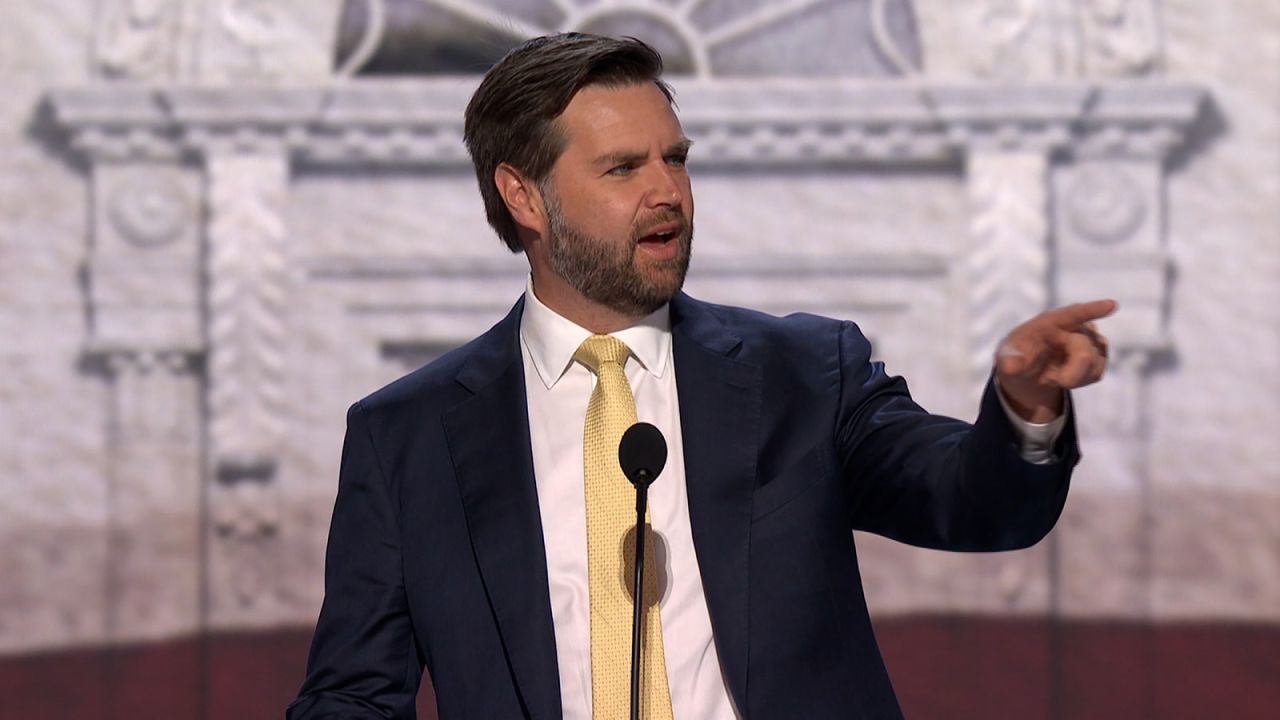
[995,341,1029,377]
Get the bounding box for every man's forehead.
[557,83,684,152]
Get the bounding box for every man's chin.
[596,271,685,318]
[549,233,690,318]
[637,258,688,302]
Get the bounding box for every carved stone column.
[1053,348,1155,616]
[103,350,203,641]
[74,0,366,634]
[930,86,1083,402]
[961,150,1052,397]
[86,160,205,641]
[202,149,292,626]
[1049,91,1191,617]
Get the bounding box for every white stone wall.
[0,0,1275,655]
[1149,0,1280,619]
[0,2,112,652]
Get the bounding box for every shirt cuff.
[995,383,1069,465]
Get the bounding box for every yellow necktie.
[575,335,674,720]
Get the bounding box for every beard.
[543,190,693,318]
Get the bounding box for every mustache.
[631,212,690,242]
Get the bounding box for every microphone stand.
[619,422,666,720]
[630,468,651,720]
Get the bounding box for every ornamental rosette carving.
[107,172,193,248]
[1064,164,1147,245]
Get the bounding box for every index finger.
[1047,299,1119,329]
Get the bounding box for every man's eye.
[666,154,688,167]
[608,163,634,176]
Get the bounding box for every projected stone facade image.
[1,1,1276,718]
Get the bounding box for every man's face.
[538,82,694,318]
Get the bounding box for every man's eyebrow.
[594,149,648,167]
[593,137,695,167]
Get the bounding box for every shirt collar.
[519,274,672,390]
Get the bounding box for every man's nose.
[644,162,684,208]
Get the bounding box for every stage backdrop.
[1,1,1276,718]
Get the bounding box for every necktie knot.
[574,335,631,375]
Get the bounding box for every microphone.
[618,422,667,720]
[619,422,667,490]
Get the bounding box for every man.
[289,34,1113,719]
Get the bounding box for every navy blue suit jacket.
[289,293,1078,719]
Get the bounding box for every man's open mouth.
[637,223,682,245]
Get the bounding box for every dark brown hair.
[463,33,675,252]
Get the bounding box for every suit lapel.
[671,294,760,713]
[442,299,562,720]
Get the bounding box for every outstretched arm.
[838,301,1117,551]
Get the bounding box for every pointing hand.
[994,299,1118,423]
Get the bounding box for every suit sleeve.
[287,401,423,720]
[834,321,1080,551]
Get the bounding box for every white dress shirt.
[517,277,1065,719]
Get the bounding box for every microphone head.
[618,422,667,489]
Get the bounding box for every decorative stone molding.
[48,80,1206,166]
[1072,83,1200,159]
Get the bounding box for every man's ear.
[494,163,547,239]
